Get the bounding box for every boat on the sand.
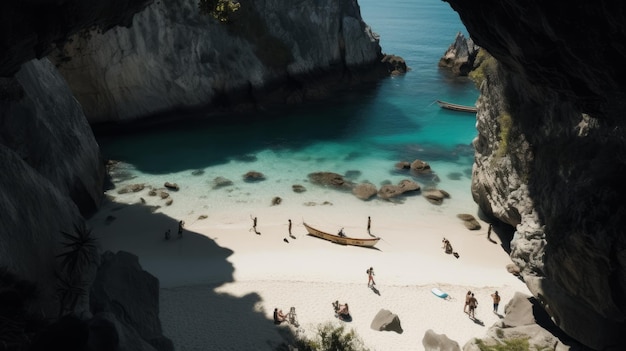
[303,222,380,248]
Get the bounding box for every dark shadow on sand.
[370,285,381,296]
[89,199,299,350]
[470,317,485,326]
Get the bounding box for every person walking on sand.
[367,216,371,235]
[464,290,472,313]
[468,293,478,319]
[367,267,376,287]
[491,291,501,313]
[487,223,493,240]
[178,220,185,237]
[250,216,260,234]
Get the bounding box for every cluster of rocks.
[112,159,454,210]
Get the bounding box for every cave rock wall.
[446,1,626,349]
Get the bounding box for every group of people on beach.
[464,290,501,319]
[164,220,185,240]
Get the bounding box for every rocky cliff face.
[0,0,152,77]
[52,0,390,123]
[0,58,104,316]
[445,1,626,349]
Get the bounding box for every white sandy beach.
[89,166,529,351]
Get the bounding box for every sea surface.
[96,0,478,219]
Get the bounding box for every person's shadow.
[470,317,485,326]
[494,311,504,319]
[371,285,381,296]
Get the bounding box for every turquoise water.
[97,0,477,210]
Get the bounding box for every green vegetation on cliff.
[198,0,241,22]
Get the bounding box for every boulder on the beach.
[292,184,306,193]
[423,189,448,205]
[165,198,173,206]
[410,159,431,173]
[212,176,233,189]
[502,292,536,327]
[243,171,265,182]
[159,191,169,199]
[422,329,461,351]
[457,213,476,221]
[457,213,482,230]
[117,183,145,194]
[353,182,377,200]
[164,182,179,191]
[398,179,420,192]
[395,161,411,170]
[378,184,404,200]
[308,171,354,191]
[370,309,403,334]
[271,196,282,206]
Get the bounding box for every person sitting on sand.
[442,238,453,254]
[338,228,346,237]
[338,303,350,316]
[273,308,287,324]
[333,300,350,317]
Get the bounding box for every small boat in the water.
[303,222,380,248]
[436,100,478,113]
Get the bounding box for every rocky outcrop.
[422,329,460,351]
[2,58,105,215]
[445,1,626,349]
[0,0,152,77]
[438,32,479,76]
[463,292,573,351]
[0,58,106,316]
[52,0,393,123]
[370,309,403,334]
[90,251,173,351]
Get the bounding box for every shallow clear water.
[97,0,478,215]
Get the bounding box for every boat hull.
[303,222,380,247]
[436,100,477,113]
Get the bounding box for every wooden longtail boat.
[303,222,380,248]
[436,100,478,113]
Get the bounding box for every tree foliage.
[295,322,370,351]
[198,0,241,23]
[57,222,98,276]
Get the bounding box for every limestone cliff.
[445,1,626,349]
[0,58,103,316]
[52,0,391,123]
[0,0,152,77]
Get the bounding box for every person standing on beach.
[367,216,371,235]
[468,293,478,319]
[288,219,292,235]
[250,216,260,234]
[491,291,501,313]
[367,267,376,287]
[178,220,185,237]
[464,290,472,313]
[487,223,493,240]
